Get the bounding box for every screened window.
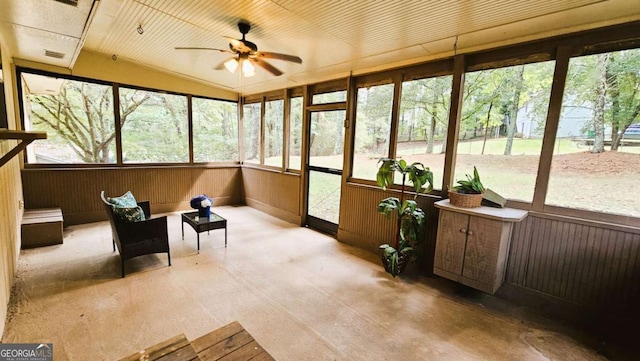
[193,97,238,162]
[546,49,640,217]
[264,99,284,167]
[397,75,452,189]
[119,88,188,163]
[289,96,303,170]
[352,83,394,180]
[22,73,116,164]
[312,90,347,104]
[243,102,261,164]
[309,110,346,169]
[455,61,554,201]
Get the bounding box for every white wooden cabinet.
[433,200,527,294]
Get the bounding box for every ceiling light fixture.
[137,25,144,35]
[241,59,255,77]
[223,57,255,77]
[224,58,238,73]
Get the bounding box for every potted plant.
[449,166,485,208]
[376,158,433,277]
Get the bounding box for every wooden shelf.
[0,130,46,167]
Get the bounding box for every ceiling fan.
[175,22,302,77]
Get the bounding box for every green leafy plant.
[376,158,433,277]
[453,166,485,194]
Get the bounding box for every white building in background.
[513,99,635,139]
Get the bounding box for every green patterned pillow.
[107,191,145,222]
[106,191,138,208]
[112,206,146,222]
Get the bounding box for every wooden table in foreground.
[119,321,275,361]
[119,333,198,361]
[191,321,275,361]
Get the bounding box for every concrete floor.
[1,206,616,360]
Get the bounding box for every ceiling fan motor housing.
[238,22,251,35]
[231,22,258,52]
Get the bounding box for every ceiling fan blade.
[214,56,237,70]
[174,47,234,54]
[223,36,252,53]
[255,51,302,64]
[253,58,283,76]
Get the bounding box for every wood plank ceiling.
[1,0,640,95]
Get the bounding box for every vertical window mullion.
[388,74,402,159]
[113,84,123,165]
[187,94,193,164]
[532,46,572,211]
[260,96,266,165]
[283,89,290,171]
[442,55,465,194]
[239,97,245,162]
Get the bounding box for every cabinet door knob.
[459,228,467,233]
[467,230,474,236]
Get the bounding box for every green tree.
[289,97,303,157]
[264,100,284,162]
[591,53,610,153]
[355,84,394,154]
[193,98,238,162]
[30,80,148,163]
[461,69,505,150]
[399,76,452,154]
[503,66,525,155]
[119,90,188,162]
[605,50,640,150]
[243,103,261,161]
[565,49,640,153]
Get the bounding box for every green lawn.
[399,137,640,156]
[296,137,640,221]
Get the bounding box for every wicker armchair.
[100,191,171,277]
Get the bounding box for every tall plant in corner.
[376,158,433,277]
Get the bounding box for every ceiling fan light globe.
[242,60,255,77]
[224,58,238,73]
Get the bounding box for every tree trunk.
[426,116,434,154]
[221,107,229,138]
[440,134,447,154]
[591,53,610,153]
[426,89,438,154]
[482,102,493,155]
[611,125,622,150]
[606,54,621,151]
[504,66,525,155]
[429,116,437,154]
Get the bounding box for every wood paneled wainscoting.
[21,166,244,225]
[338,183,441,274]
[0,144,22,335]
[503,212,640,336]
[241,167,301,225]
[338,182,640,335]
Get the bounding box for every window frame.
[350,74,397,183]
[191,95,240,164]
[16,67,239,168]
[286,88,304,173]
[117,86,190,165]
[347,59,454,195]
[13,21,640,227]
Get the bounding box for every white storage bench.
[21,208,63,248]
